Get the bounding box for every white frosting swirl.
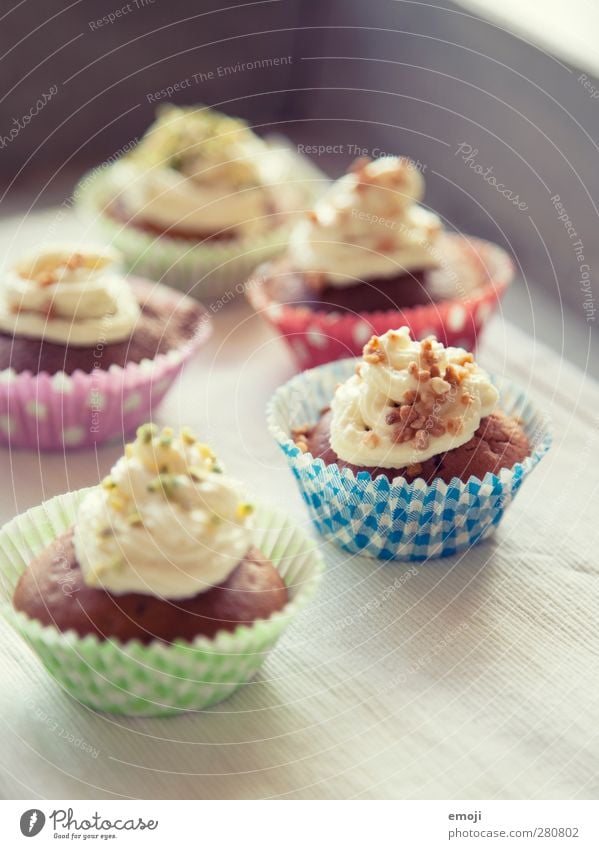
[289,156,443,287]
[73,425,254,599]
[0,245,140,346]
[330,327,498,468]
[117,105,280,236]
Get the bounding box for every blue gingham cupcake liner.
[267,358,552,561]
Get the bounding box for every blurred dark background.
[1,0,597,371]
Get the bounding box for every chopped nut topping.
[376,236,396,252]
[446,418,464,435]
[406,462,423,477]
[349,155,371,174]
[364,431,380,448]
[37,271,57,287]
[414,429,430,450]
[363,335,387,364]
[430,376,451,395]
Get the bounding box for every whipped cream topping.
[117,105,280,236]
[0,245,140,346]
[330,327,498,468]
[289,156,443,287]
[74,425,255,599]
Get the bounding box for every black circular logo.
[19,810,45,837]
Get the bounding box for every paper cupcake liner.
[75,149,327,303]
[0,489,323,716]
[247,235,513,371]
[0,279,211,451]
[267,359,551,561]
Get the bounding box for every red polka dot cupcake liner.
[246,235,513,370]
[0,279,212,451]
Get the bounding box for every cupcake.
[5,425,323,714]
[76,104,324,299]
[268,327,550,560]
[247,156,514,369]
[0,244,211,449]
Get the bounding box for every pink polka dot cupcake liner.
[246,235,513,371]
[0,279,212,451]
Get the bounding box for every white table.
[0,211,597,800]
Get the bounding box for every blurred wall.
[1,0,597,364]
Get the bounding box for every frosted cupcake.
[248,156,513,368]
[6,425,322,714]
[76,105,324,298]
[268,327,550,560]
[0,245,211,449]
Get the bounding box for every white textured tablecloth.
[0,211,597,800]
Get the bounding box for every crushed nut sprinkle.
[363,431,380,448]
[363,335,387,364]
[362,335,474,451]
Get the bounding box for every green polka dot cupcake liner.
[0,279,212,451]
[0,489,324,716]
[75,155,326,302]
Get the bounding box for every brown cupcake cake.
[292,327,530,485]
[106,104,295,243]
[0,245,205,375]
[14,424,288,643]
[257,156,458,313]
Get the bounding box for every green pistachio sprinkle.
[147,473,181,499]
[126,512,143,527]
[137,423,158,444]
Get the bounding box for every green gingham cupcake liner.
[75,148,327,302]
[0,489,323,716]
[267,358,551,561]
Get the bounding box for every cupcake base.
[14,529,289,644]
[0,279,204,375]
[267,358,551,561]
[247,234,514,370]
[300,409,531,484]
[0,279,211,451]
[0,490,323,716]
